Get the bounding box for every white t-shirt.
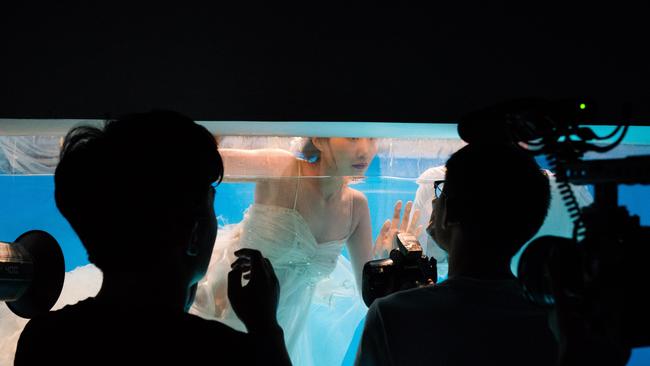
[355,276,558,366]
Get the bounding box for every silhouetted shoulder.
[16,299,251,366]
[366,279,557,366]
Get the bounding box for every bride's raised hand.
[373,200,422,258]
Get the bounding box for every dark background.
[1,2,649,123]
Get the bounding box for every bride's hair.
[291,137,363,183]
[291,137,322,163]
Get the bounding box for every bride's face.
[315,137,378,176]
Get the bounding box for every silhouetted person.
[355,143,557,366]
[14,111,291,365]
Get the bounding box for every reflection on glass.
[191,137,380,365]
[3,132,650,366]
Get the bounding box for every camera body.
[362,232,437,307]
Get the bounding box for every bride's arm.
[346,191,374,292]
[219,148,298,181]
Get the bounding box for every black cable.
[546,151,586,242]
[591,126,623,141]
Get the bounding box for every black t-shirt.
[356,277,558,366]
[15,298,254,365]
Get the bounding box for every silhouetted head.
[430,143,550,261]
[54,111,223,277]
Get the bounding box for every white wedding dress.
[190,186,367,366]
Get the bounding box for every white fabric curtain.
[0,136,62,175]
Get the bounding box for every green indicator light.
[579,103,587,110]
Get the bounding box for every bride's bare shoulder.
[347,187,369,211]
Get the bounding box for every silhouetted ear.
[443,196,461,228]
[185,221,199,257]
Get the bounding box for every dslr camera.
[361,231,437,306]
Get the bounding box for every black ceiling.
[1,2,649,123]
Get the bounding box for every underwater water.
[2,174,650,365]
[2,135,650,365]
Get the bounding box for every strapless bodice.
[238,204,347,284]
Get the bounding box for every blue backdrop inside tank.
[1,154,649,365]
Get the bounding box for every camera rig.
[459,98,650,358]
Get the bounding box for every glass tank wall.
[1,121,649,366]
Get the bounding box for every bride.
[190,137,417,365]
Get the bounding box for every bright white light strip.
[0,120,460,139]
[201,122,460,139]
